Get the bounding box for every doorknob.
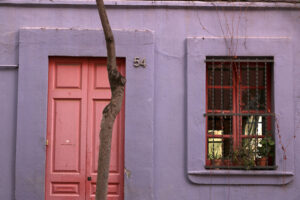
[87,176,92,181]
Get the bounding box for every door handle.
[87,176,92,181]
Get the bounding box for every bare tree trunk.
[95,0,126,199]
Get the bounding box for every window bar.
[247,62,251,162]
[238,62,241,151]
[247,62,250,111]
[236,61,241,166]
[229,62,233,165]
[255,60,259,162]
[264,61,268,113]
[212,60,215,163]
[221,62,224,164]
[264,61,268,166]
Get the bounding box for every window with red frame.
[205,56,275,169]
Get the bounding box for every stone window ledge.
[188,170,294,185]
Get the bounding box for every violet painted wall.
[1,1,300,200]
[0,68,17,200]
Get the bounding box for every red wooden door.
[46,57,124,200]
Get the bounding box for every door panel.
[85,60,124,200]
[46,58,124,200]
[53,99,81,172]
[46,58,88,200]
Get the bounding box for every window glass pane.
[242,116,272,136]
[208,138,223,159]
[208,116,232,135]
[208,89,232,110]
[242,116,263,136]
[241,89,265,111]
[207,64,232,86]
[242,138,260,153]
[207,138,233,159]
[223,138,233,159]
[241,138,259,166]
[241,64,266,87]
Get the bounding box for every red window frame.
[205,57,274,169]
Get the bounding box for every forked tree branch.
[95,0,126,199]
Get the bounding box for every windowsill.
[188,169,294,185]
[189,169,293,176]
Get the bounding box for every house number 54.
[133,57,146,68]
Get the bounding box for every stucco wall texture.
[1,1,300,200]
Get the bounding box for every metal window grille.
[205,56,275,170]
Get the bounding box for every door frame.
[16,28,155,200]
